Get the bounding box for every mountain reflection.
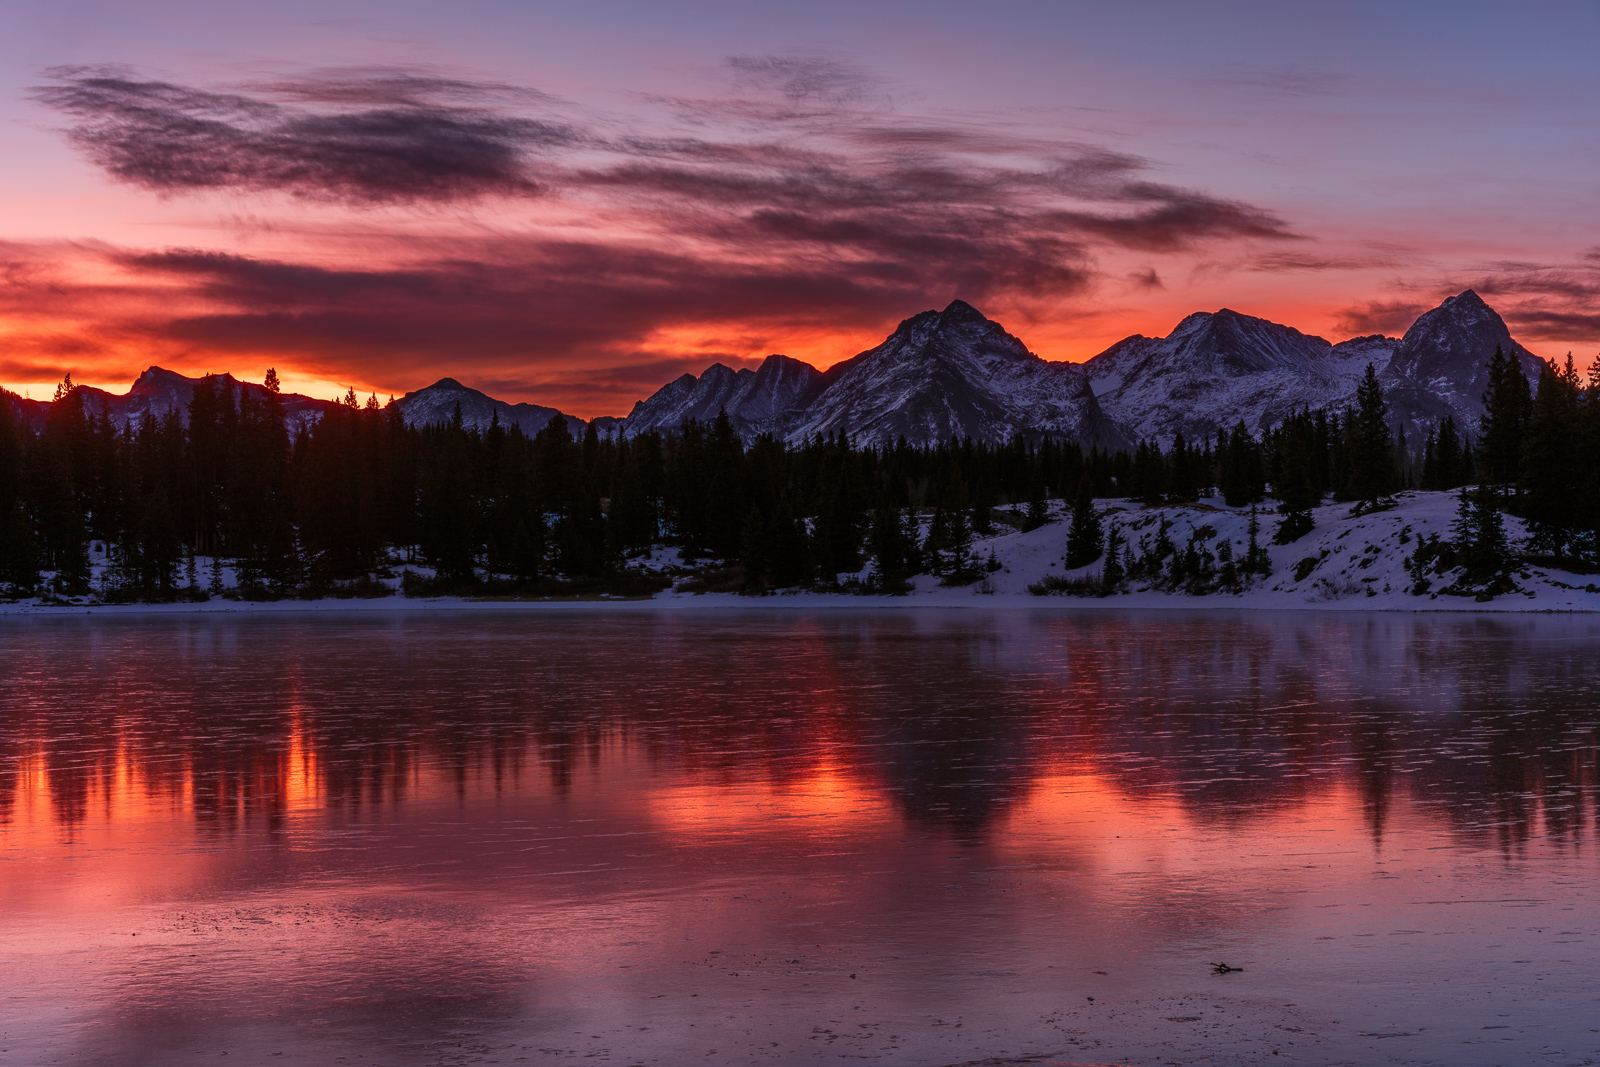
[1,610,1597,851]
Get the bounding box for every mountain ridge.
[5,291,1550,449]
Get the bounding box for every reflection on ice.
[1,608,1597,1065]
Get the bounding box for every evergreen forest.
[1,350,1597,602]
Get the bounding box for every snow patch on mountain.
[622,354,822,437]
[395,377,582,437]
[1085,309,1397,443]
[51,367,336,431]
[1378,289,1543,432]
[618,302,1128,449]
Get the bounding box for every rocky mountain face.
[617,301,1130,450]
[1082,290,1543,443]
[5,291,1550,451]
[1083,309,1390,442]
[1378,290,1544,429]
[393,377,581,437]
[620,354,823,438]
[783,301,1128,449]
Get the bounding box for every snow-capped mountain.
[1084,309,1396,442]
[1378,290,1543,429]
[621,354,822,437]
[617,301,1129,450]
[778,301,1128,449]
[11,367,337,431]
[394,377,582,437]
[1082,290,1545,443]
[5,291,1554,452]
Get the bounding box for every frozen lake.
[2,609,1598,1066]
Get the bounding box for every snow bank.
[3,491,1596,616]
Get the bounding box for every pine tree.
[1449,485,1516,596]
[1021,461,1048,531]
[869,501,919,592]
[1102,523,1125,591]
[1167,433,1200,502]
[1064,478,1103,569]
[1245,505,1272,576]
[1344,364,1396,504]
[1221,421,1265,506]
[1478,346,1532,489]
[1272,413,1318,543]
[1520,356,1583,558]
[1421,415,1469,491]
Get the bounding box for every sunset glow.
[3,3,1598,416]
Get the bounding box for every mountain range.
[3,290,1547,448]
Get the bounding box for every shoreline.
[1,587,1596,616]
[6,490,1598,617]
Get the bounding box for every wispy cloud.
[1455,261,1600,343]
[18,58,1309,408]
[32,66,578,204]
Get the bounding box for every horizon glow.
[3,1,1598,418]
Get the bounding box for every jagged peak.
[698,362,739,382]
[940,298,986,320]
[426,377,467,391]
[1441,288,1488,310]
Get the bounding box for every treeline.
[1,351,1597,601]
[0,373,1134,599]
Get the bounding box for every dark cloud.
[1452,262,1600,344]
[85,239,947,411]
[1052,195,1293,252]
[18,59,1311,409]
[1331,261,1600,347]
[34,62,1298,268]
[1333,299,1430,336]
[33,66,577,204]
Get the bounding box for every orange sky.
[3,6,1598,417]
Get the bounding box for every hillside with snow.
[643,489,1600,612]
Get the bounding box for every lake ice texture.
[2,608,1598,1066]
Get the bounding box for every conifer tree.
[1220,421,1265,506]
[1521,356,1583,557]
[1064,478,1103,569]
[1167,432,1200,502]
[1478,346,1532,489]
[1450,485,1516,595]
[1021,461,1048,531]
[869,500,919,591]
[1102,523,1125,591]
[1245,505,1272,576]
[1272,413,1318,543]
[1344,364,1396,504]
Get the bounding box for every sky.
[2,0,1598,417]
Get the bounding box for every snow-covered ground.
[3,490,1597,615]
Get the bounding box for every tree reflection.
[0,610,1597,855]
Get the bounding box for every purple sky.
[2,0,1597,414]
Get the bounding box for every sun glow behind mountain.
[2,4,1598,417]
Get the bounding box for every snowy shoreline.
[4,489,1597,617]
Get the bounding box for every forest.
[1,350,1597,602]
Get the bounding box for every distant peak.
[429,377,466,390]
[940,299,985,320]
